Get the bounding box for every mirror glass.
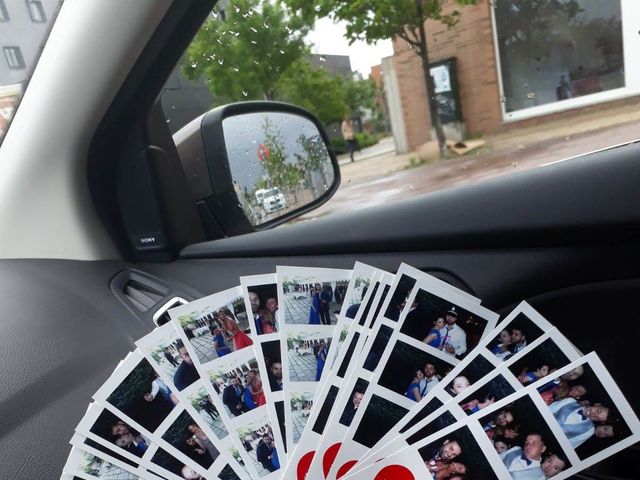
[223,111,336,226]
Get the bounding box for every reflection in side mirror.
[223,111,335,226]
[175,101,340,239]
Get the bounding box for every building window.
[0,0,9,22]
[26,0,46,23]
[494,0,625,116]
[4,47,26,69]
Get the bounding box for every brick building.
[391,0,640,152]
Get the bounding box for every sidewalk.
[341,101,640,183]
[299,102,640,221]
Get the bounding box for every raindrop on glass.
[499,95,507,104]
[526,92,536,100]
[250,27,258,33]
[314,5,321,12]
[242,90,249,97]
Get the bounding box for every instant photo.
[290,391,314,444]
[286,331,332,382]
[401,288,489,359]
[382,274,417,321]
[379,341,456,402]
[486,312,546,362]
[88,407,151,459]
[185,383,228,439]
[260,341,283,392]
[245,283,279,336]
[312,386,340,434]
[338,379,369,427]
[418,425,497,480]
[170,287,252,366]
[208,357,261,418]
[352,394,409,448]
[160,410,219,469]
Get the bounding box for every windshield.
[264,188,279,197]
[0,0,64,145]
[164,0,640,228]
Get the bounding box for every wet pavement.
[300,120,640,221]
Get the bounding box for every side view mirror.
[175,101,341,237]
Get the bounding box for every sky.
[305,18,395,77]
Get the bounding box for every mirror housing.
[175,101,341,238]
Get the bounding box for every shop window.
[494,0,624,114]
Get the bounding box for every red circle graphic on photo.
[323,443,342,478]
[373,464,415,480]
[336,460,358,478]
[297,451,315,480]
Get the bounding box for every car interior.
[0,0,638,478]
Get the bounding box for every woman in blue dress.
[308,287,321,325]
[315,340,328,381]
[423,317,445,348]
[404,369,426,402]
[212,327,232,357]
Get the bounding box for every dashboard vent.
[123,280,165,312]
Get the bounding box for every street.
[300,120,640,221]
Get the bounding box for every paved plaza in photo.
[283,292,341,324]
[288,348,320,382]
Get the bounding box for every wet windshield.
[163,0,639,224]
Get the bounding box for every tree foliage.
[184,0,310,101]
[283,0,477,157]
[276,59,347,125]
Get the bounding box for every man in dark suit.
[339,388,364,426]
[256,434,277,472]
[222,376,246,417]
[173,340,200,391]
[319,286,333,325]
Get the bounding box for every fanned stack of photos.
[61,262,640,480]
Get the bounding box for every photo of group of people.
[236,420,280,475]
[482,395,571,479]
[88,409,150,459]
[161,411,220,470]
[508,336,575,388]
[149,446,233,480]
[419,426,495,480]
[286,333,332,382]
[376,340,456,404]
[487,315,545,363]
[247,285,279,336]
[207,359,265,418]
[540,362,630,459]
[400,290,489,359]
[282,280,348,325]
[174,295,252,365]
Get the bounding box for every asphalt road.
[300,121,640,221]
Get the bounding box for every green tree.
[259,118,304,197]
[276,59,348,125]
[283,0,476,158]
[294,133,332,194]
[184,0,310,101]
[340,75,377,119]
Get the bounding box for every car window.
[0,0,64,145]
[163,0,640,227]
